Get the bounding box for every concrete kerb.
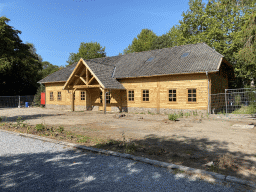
[1,129,255,189]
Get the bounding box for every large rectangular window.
[128,90,134,101]
[50,92,54,101]
[169,89,177,102]
[188,89,196,102]
[81,91,85,100]
[142,90,149,102]
[57,92,62,101]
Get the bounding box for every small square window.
[128,90,134,101]
[81,91,85,100]
[142,90,149,102]
[50,92,54,101]
[188,89,196,102]
[57,92,62,101]
[169,89,177,102]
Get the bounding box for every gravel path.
[0,130,251,192]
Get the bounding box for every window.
[142,90,149,102]
[146,57,155,62]
[169,89,177,102]
[188,89,196,102]
[50,92,54,101]
[57,92,62,101]
[181,52,190,58]
[100,91,111,104]
[81,91,85,100]
[128,90,134,101]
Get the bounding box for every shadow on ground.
[0,146,246,192]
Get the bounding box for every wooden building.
[38,43,234,114]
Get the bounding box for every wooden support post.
[103,89,106,114]
[156,78,160,114]
[71,90,74,111]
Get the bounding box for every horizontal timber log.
[73,85,100,89]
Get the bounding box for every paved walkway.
[0,130,253,192]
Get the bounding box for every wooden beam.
[80,77,87,85]
[73,85,100,89]
[73,68,86,85]
[103,89,106,114]
[71,90,74,111]
[86,68,89,84]
[88,76,95,85]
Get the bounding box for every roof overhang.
[63,58,105,90]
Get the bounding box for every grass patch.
[77,136,91,143]
[232,104,256,114]
[35,123,45,131]
[57,126,64,133]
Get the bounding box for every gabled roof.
[113,43,224,78]
[38,43,229,89]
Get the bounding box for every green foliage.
[39,61,60,79]
[234,94,241,106]
[168,113,178,121]
[16,116,24,126]
[35,124,45,131]
[232,104,256,114]
[77,136,91,143]
[234,11,256,85]
[66,42,106,66]
[166,0,256,88]
[57,126,64,133]
[33,84,45,106]
[151,34,173,50]
[123,29,158,54]
[0,117,2,122]
[178,111,184,118]
[0,17,42,95]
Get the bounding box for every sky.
[0,0,208,67]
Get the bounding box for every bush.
[168,113,178,121]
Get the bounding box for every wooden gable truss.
[63,58,108,113]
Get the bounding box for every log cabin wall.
[119,73,209,114]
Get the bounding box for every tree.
[66,42,106,66]
[0,16,42,95]
[123,29,158,54]
[151,34,173,50]
[39,61,60,79]
[234,11,256,86]
[167,0,256,88]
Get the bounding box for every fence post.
[18,96,21,108]
[225,89,227,115]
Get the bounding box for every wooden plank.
[86,68,89,84]
[80,77,87,85]
[74,85,100,89]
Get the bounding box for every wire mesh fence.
[0,95,35,108]
[211,88,256,114]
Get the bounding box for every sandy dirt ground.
[1,107,256,182]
